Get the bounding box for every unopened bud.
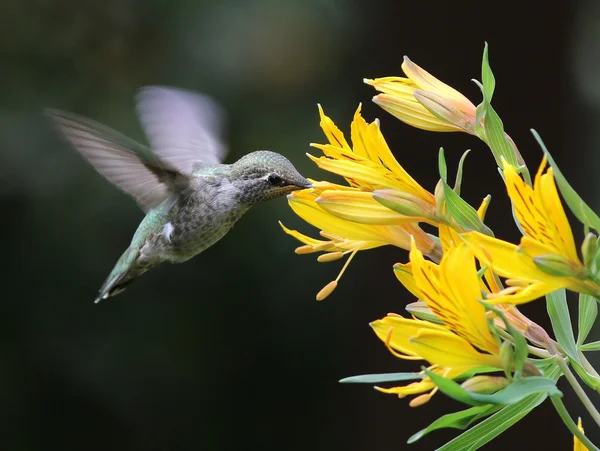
[460,376,509,394]
[373,189,436,220]
[477,195,492,222]
[316,281,338,301]
[533,254,588,278]
[434,179,445,213]
[499,340,514,377]
[523,360,542,377]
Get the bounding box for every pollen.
[316,281,338,301]
[295,245,316,255]
[317,252,344,263]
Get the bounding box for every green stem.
[553,352,600,428]
[550,396,599,451]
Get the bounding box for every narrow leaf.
[483,105,519,168]
[339,372,423,384]
[579,341,600,352]
[439,148,448,182]
[443,180,494,235]
[480,43,495,102]
[546,289,577,358]
[578,293,597,346]
[453,149,471,195]
[407,404,501,444]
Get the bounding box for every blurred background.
[2,0,600,449]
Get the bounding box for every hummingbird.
[49,86,311,303]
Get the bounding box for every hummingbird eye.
[267,173,286,187]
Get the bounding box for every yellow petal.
[279,222,322,247]
[574,418,589,451]
[538,168,578,262]
[410,329,502,369]
[307,154,405,191]
[317,104,351,150]
[370,315,448,359]
[393,262,425,300]
[438,243,498,353]
[461,231,551,283]
[373,94,461,132]
[401,56,475,115]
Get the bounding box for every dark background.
[2,0,600,449]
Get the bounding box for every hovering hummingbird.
[49,86,311,303]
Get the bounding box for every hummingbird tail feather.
[95,246,143,303]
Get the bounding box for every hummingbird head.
[230,150,312,204]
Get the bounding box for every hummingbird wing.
[48,109,182,212]
[135,86,227,175]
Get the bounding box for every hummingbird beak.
[298,178,312,189]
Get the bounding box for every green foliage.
[438,148,493,235]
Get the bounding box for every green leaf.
[482,106,519,168]
[578,293,597,346]
[579,341,600,352]
[407,404,501,444]
[425,369,561,407]
[439,148,448,182]
[480,42,495,102]
[547,290,600,391]
[546,289,577,357]
[532,129,600,232]
[443,180,493,235]
[339,372,423,384]
[453,149,471,196]
[437,365,561,451]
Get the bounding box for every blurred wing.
[48,109,178,212]
[136,86,227,175]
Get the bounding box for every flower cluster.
[282,46,600,449]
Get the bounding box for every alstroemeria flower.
[281,105,441,300]
[371,240,504,406]
[365,57,477,134]
[462,159,600,304]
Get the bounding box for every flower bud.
[460,376,509,394]
[434,179,446,213]
[499,340,514,377]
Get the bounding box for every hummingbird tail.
[95,246,145,303]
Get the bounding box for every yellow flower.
[365,56,477,134]
[462,159,600,304]
[371,240,504,406]
[308,104,437,222]
[281,104,441,300]
[574,418,589,451]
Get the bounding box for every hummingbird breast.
[160,177,248,262]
